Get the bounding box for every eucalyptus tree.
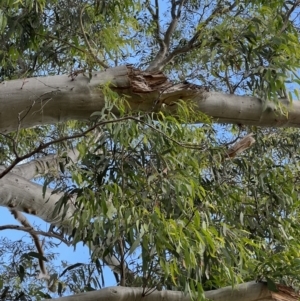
[0,0,300,300]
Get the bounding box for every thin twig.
[146,0,164,49]
[0,115,207,179]
[36,33,87,54]
[147,0,187,71]
[0,224,71,245]
[280,0,300,33]
[156,0,238,69]
[80,5,109,69]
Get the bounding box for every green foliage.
[0,237,106,300]
[1,0,299,102]
[0,0,139,78]
[56,102,300,293]
[163,1,300,100]
[1,0,300,300]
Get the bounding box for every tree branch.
[146,0,165,50]
[0,117,134,179]
[154,1,238,70]
[280,0,300,33]
[79,5,109,69]
[3,149,80,181]
[1,66,300,133]
[0,224,71,245]
[146,0,187,71]
[164,0,186,49]
[0,171,132,277]
[42,281,299,301]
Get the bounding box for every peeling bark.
[0,65,299,134]
[1,66,300,300]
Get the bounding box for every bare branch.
[146,0,164,50]
[147,0,187,71]
[280,0,300,33]
[0,113,207,179]
[0,224,71,245]
[154,1,238,70]
[10,209,49,279]
[164,0,186,48]
[0,117,129,179]
[5,149,79,180]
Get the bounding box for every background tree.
[1,0,300,300]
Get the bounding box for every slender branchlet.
[10,209,49,280]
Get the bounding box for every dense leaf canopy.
[0,0,300,300]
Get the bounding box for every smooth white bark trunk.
[42,281,297,301]
[0,66,299,134]
[1,66,299,300]
[4,149,80,180]
[0,172,75,228]
[0,149,124,275]
[0,154,295,300]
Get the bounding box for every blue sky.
[1,0,299,294]
[0,206,116,287]
[0,0,170,290]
